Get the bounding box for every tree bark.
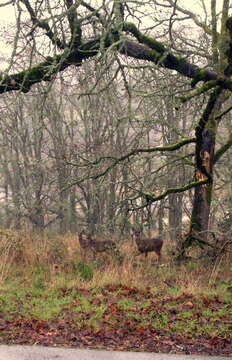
[180,89,225,256]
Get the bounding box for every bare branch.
[166,0,212,35]
[214,133,232,163]
[20,0,65,49]
[65,0,82,47]
[0,0,14,6]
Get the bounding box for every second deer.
[78,230,117,254]
[133,229,163,261]
[87,233,117,254]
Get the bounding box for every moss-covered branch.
[214,133,232,163]
[0,25,223,95]
[138,178,211,205]
[65,138,195,193]
[179,80,219,103]
[0,38,100,93]
[2,18,232,94]
[72,137,196,169]
[122,22,218,82]
[215,102,232,120]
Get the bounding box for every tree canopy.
[0,1,231,94]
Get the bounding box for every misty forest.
[0,0,231,354]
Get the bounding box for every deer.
[78,230,91,250]
[133,228,163,262]
[86,233,118,254]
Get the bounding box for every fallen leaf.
[185,301,194,308]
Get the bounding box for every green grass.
[0,229,231,350]
[0,272,231,345]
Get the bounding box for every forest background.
[0,0,231,251]
[0,0,231,354]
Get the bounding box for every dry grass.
[0,228,231,295]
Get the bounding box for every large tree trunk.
[180,155,214,257]
[180,89,225,256]
[191,126,216,241]
[189,168,213,243]
[179,6,231,258]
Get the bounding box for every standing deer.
[78,230,118,255]
[133,229,163,261]
[78,230,91,250]
[87,233,117,254]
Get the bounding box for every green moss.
[191,69,208,87]
[149,49,161,61]
[124,22,166,53]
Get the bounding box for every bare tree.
[0,0,232,256]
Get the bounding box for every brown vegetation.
[0,229,231,293]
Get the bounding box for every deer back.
[134,229,163,256]
[87,234,116,253]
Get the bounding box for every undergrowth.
[0,228,230,295]
[0,229,231,354]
